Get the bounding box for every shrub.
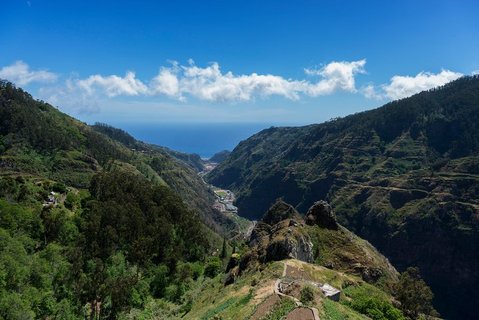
[190,262,204,280]
[64,192,80,210]
[164,283,185,303]
[349,295,404,320]
[52,182,66,193]
[204,257,222,278]
[300,285,315,304]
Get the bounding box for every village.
[212,188,238,214]
[199,160,239,214]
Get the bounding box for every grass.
[200,296,239,320]
[214,190,228,198]
[342,282,389,302]
[183,259,399,320]
[322,299,368,320]
[260,298,295,320]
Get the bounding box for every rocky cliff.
[228,200,398,288]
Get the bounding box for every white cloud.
[150,68,180,97]
[361,84,382,100]
[38,79,100,114]
[472,70,479,75]
[0,61,57,85]
[6,60,469,111]
[304,59,366,96]
[381,69,463,100]
[176,62,304,101]
[76,71,148,97]
[148,59,366,102]
[63,59,366,103]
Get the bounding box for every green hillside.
[0,80,240,318]
[209,150,231,163]
[0,80,238,235]
[207,76,479,319]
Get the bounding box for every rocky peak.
[305,200,339,230]
[226,200,399,289]
[246,201,314,266]
[262,199,300,225]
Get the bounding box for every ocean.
[116,123,280,158]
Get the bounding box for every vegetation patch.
[260,298,295,320]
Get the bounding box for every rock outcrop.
[225,199,399,290]
[263,219,314,263]
[261,200,301,225]
[242,200,314,270]
[305,200,338,230]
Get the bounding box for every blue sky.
[1,0,478,125]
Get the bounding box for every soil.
[250,294,281,320]
[280,281,302,300]
[286,307,315,320]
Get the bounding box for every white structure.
[320,283,341,301]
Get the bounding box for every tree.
[395,267,437,318]
[204,257,222,278]
[220,237,227,259]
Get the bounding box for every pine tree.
[220,237,227,259]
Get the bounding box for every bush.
[190,262,204,280]
[300,285,315,304]
[204,257,222,278]
[176,262,194,282]
[64,192,80,210]
[349,296,404,320]
[164,283,186,303]
[51,182,66,193]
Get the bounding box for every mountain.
[207,75,479,319]
[229,200,399,286]
[92,122,206,172]
[0,80,238,235]
[209,150,231,163]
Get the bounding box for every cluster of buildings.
[212,189,238,214]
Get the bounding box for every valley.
[0,77,476,319]
[2,2,478,319]
[201,159,254,240]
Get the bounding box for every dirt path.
[249,261,321,320]
[276,262,321,320]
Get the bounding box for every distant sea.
[116,123,282,159]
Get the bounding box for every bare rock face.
[305,200,339,230]
[264,219,314,263]
[352,263,384,283]
[249,221,272,248]
[245,200,314,266]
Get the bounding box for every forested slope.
[0,80,236,234]
[0,80,236,318]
